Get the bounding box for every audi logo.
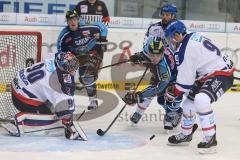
[0,14,10,22]
[38,17,49,23]
[122,19,135,26]
[206,24,221,30]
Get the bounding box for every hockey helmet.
[161,3,177,16]
[55,51,79,74]
[164,20,187,51]
[146,36,164,55]
[66,10,79,20]
[143,37,164,64]
[165,20,187,38]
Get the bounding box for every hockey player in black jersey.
[122,36,183,130]
[57,10,108,110]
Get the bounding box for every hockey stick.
[96,66,149,136]
[72,110,88,141]
[74,60,130,91]
[73,110,86,121]
[98,59,130,70]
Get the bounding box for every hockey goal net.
[0,31,42,119]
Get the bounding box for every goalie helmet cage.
[0,31,42,120]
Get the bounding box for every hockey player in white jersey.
[164,20,235,153]
[1,51,87,140]
[144,3,177,44]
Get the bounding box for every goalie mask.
[56,51,80,75]
[143,37,164,64]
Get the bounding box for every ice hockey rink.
[0,91,240,160]
[1,0,240,159]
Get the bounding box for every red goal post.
[0,31,42,119]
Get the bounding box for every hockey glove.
[129,53,144,64]
[165,85,177,102]
[122,92,143,105]
[165,85,183,102]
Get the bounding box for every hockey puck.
[149,134,155,140]
[96,129,104,136]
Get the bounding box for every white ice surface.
[0,92,240,160]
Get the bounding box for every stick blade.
[96,129,105,136]
[73,121,88,141]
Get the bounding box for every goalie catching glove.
[122,91,144,105]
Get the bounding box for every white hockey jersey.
[174,33,234,92]
[144,21,165,45]
[11,58,76,117]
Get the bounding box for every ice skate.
[88,99,98,110]
[130,112,142,124]
[164,107,183,130]
[198,134,217,154]
[168,123,198,146]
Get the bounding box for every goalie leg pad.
[14,112,63,136]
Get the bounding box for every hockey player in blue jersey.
[57,10,108,110]
[164,20,235,153]
[122,36,183,130]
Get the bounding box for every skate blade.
[167,142,190,146]
[198,146,217,154]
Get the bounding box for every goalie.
[1,51,87,140]
[57,10,108,110]
[122,36,183,130]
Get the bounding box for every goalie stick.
[96,66,149,136]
